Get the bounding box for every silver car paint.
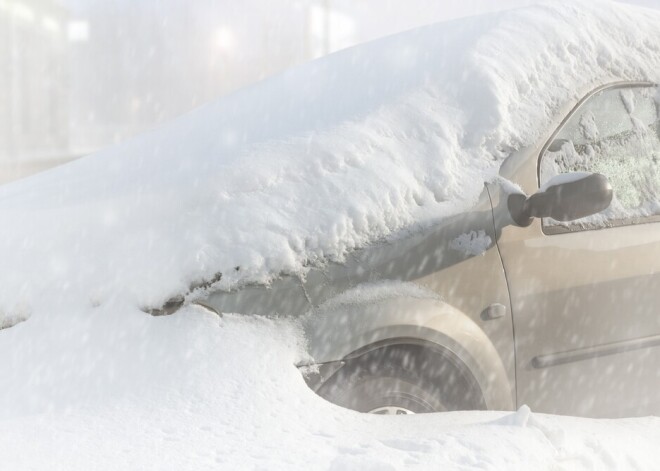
[491,82,660,418]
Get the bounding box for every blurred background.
[0,0,656,184]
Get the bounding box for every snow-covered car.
[3,2,660,423]
[199,81,660,418]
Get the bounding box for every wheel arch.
[301,294,514,411]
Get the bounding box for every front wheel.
[316,344,485,414]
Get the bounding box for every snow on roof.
[1,1,660,315]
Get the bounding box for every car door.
[495,83,660,418]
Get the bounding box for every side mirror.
[508,172,613,227]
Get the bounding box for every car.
[185,80,660,418]
[4,3,653,421]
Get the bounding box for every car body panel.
[203,273,311,318]
[202,189,516,410]
[305,296,513,410]
[492,81,660,417]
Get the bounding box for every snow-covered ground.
[2,305,660,470]
[2,1,660,469]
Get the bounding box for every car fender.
[301,289,514,410]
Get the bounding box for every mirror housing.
[508,173,613,227]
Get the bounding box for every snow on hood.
[2,1,660,315]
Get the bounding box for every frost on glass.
[540,86,660,230]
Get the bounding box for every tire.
[316,344,485,414]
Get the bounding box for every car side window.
[539,85,660,232]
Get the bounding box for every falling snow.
[2,1,660,469]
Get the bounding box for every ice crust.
[2,2,660,469]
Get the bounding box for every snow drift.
[2,304,659,470]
